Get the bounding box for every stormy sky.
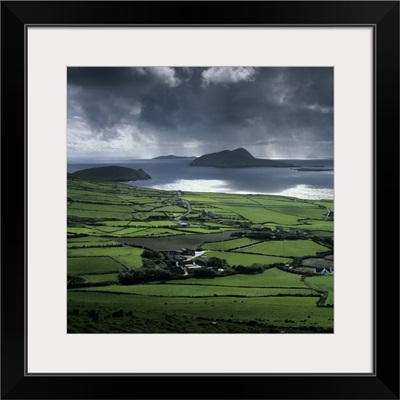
[67,67,333,160]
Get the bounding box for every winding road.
[175,200,192,223]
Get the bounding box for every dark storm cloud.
[68,67,183,131]
[67,67,333,158]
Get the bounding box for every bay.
[67,158,334,200]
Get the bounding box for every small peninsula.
[190,148,294,168]
[71,166,151,182]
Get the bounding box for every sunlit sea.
[67,158,334,200]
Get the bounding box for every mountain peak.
[231,148,254,158]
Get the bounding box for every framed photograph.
[2,1,399,399]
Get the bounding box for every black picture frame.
[1,1,399,399]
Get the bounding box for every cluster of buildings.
[165,248,208,271]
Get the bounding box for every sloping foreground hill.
[190,148,294,168]
[71,166,151,182]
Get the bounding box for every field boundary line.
[69,290,319,299]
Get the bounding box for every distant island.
[152,155,196,160]
[190,148,294,168]
[71,166,151,182]
[306,153,319,159]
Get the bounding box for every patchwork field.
[67,175,334,333]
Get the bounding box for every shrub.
[142,258,157,269]
[88,309,99,321]
[141,249,162,259]
[67,274,85,287]
[193,268,216,278]
[118,268,173,284]
[233,264,264,274]
[207,257,227,268]
[112,308,124,318]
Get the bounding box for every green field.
[110,227,186,237]
[240,240,330,257]
[213,204,302,225]
[67,227,101,236]
[265,206,326,219]
[291,220,334,232]
[305,275,334,305]
[67,208,134,220]
[67,176,334,333]
[67,257,124,275]
[125,221,176,228]
[313,200,334,211]
[169,268,306,288]
[80,273,119,283]
[68,203,136,213]
[67,237,112,243]
[68,246,143,269]
[67,238,121,248]
[68,245,143,258]
[204,251,291,266]
[179,226,234,234]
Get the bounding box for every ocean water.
[67,158,334,200]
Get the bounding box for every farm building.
[165,250,182,261]
[180,248,195,256]
[314,267,333,275]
